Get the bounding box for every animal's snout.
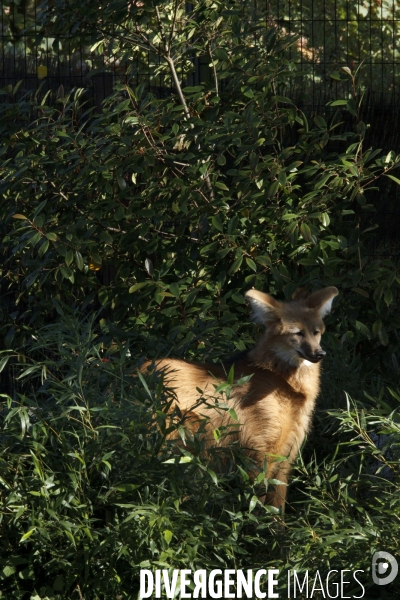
[314,349,326,362]
[297,347,326,363]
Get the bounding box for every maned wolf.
[143,286,338,511]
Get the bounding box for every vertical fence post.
[93,72,114,113]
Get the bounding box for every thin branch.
[164,55,191,120]
[98,11,216,203]
[155,6,168,50]
[208,41,219,97]
[168,0,180,53]
[164,53,215,202]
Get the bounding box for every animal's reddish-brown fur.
[143,286,338,511]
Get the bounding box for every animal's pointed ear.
[245,289,281,324]
[305,287,339,318]
[291,287,309,301]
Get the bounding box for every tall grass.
[0,307,399,599]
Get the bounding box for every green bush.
[0,309,286,598]
[1,3,400,366]
[0,1,399,598]
[0,309,399,598]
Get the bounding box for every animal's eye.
[295,331,304,337]
[314,330,320,336]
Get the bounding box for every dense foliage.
[0,311,399,599]
[0,1,399,598]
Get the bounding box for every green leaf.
[38,239,49,257]
[297,258,317,266]
[267,180,279,197]
[228,408,238,421]
[314,116,327,129]
[384,288,393,306]
[255,255,271,266]
[215,182,229,191]
[249,495,258,513]
[355,320,370,338]
[75,251,84,270]
[346,98,357,117]
[163,456,192,464]
[216,248,231,260]
[300,223,312,242]
[137,371,153,400]
[212,215,223,231]
[60,265,73,280]
[0,356,10,373]
[208,469,218,485]
[163,530,173,544]
[65,249,73,267]
[90,40,104,52]
[320,212,330,227]
[116,484,142,492]
[145,258,154,276]
[3,565,16,577]
[117,174,127,190]
[352,287,369,298]
[385,174,400,186]
[327,99,348,106]
[17,365,40,380]
[315,174,331,190]
[231,292,245,304]
[264,505,280,514]
[245,257,257,272]
[20,528,36,542]
[285,222,297,237]
[169,283,180,297]
[129,282,148,293]
[241,86,254,98]
[372,320,382,337]
[228,255,243,274]
[33,199,47,219]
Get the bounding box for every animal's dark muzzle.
[297,349,326,363]
[313,350,326,362]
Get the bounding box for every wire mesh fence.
[2,1,400,105]
[269,0,400,108]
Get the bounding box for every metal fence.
[2,1,400,106]
[269,0,400,107]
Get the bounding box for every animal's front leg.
[260,464,290,513]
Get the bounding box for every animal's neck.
[287,360,320,396]
[247,346,320,398]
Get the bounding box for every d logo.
[372,551,398,586]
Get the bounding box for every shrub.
[1,3,400,371]
[0,1,399,597]
[0,310,399,598]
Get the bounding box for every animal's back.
[142,355,318,479]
